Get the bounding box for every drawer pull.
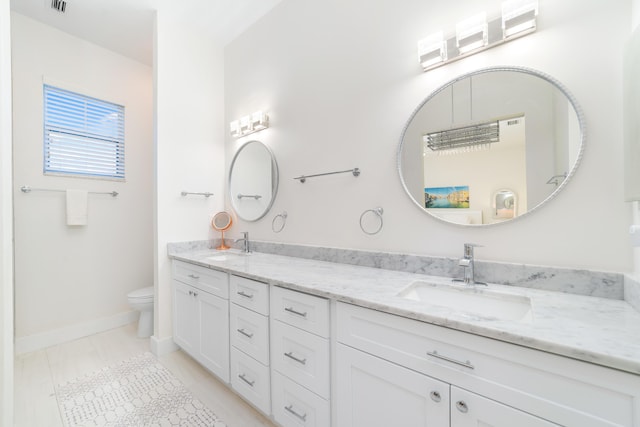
[430,391,441,403]
[427,350,474,370]
[284,351,307,365]
[237,290,254,299]
[284,306,308,318]
[284,404,308,422]
[188,274,200,279]
[237,328,254,338]
[456,400,469,413]
[238,373,255,387]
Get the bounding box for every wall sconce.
[418,0,538,72]
[229,111,270,138]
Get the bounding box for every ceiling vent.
[51,0,67,13]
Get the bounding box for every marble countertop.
[169,248,640,375]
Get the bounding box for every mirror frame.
[228,140,279,222]
[396,66,586,227]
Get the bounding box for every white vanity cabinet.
[270,286,331,427]
[172,261,230,383]
[336,302,640,427]
[229,275,272,415]
[336,343,449,426]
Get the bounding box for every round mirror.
[229,140,279,222]
[211,211,232,250]
[398,67,584,226]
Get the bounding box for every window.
[44,84,125,179]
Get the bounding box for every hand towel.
[66,189,88,226]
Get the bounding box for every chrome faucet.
[235,231,251,253]
[454,243,486,286]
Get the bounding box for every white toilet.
[127,286,154,338]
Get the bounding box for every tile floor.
[14,323,276,427]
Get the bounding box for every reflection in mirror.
[493,189,516,220]
[211,211,233,250]
[229,140,279,222]
[398,67,584,226]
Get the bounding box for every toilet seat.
[128,286,154,302]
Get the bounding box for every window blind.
[44,84,125,179]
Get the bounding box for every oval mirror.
[229,140,279,221]
[211,211,233,250]
[398,67,584,226]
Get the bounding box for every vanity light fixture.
[229,120,242,138]
[229,111,270,138]
[502,0,538,39]
[418,0,538,72]
[418,31,447,69]
[456,13,488,54]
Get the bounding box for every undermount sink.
[397,281,532,322]
[205,250,251,262]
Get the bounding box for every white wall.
[225,0,633,272]
[11,13,153,345]
[153,3,225,351]
[0,0,13,422]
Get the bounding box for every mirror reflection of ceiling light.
[418,0,538,72]
[229,111,270,138]
[423,121,500,156]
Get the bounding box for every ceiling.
[10,0,282,66]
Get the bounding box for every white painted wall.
[153,3,225,351]
[11,13,153,345]
[225,0,633,272]
[0,0,13,422]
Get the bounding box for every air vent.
[507,119,520,126]
[51,0,67,13]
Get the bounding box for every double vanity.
[168,243,640,427]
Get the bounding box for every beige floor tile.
[15,324,278,427]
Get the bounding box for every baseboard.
[150,335,179,357]
[15,311,138,355]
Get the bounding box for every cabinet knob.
[456,400,469,413]
[430,391,442,403]
[188,274,199,279]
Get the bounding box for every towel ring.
[360,207,384,235]
[272,211,288,233]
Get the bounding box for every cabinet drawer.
[230,347,271,415]
[272,371,330,427]
[173,260,228,298]
[337,302,640,427]
[272,320,330,399]
[230,275,269,315]
[271,286,329,338]
[230,303,269,365]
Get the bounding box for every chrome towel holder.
[21,185,118,197]
[360,207,384,235]
[181,191,214,198]
[294,168,360,183]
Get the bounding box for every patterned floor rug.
[55,352,227,427]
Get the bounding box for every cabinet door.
[336,344,449,427]
[450,386,559,427]
[173,280,198,355]
[197,290,230,383]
